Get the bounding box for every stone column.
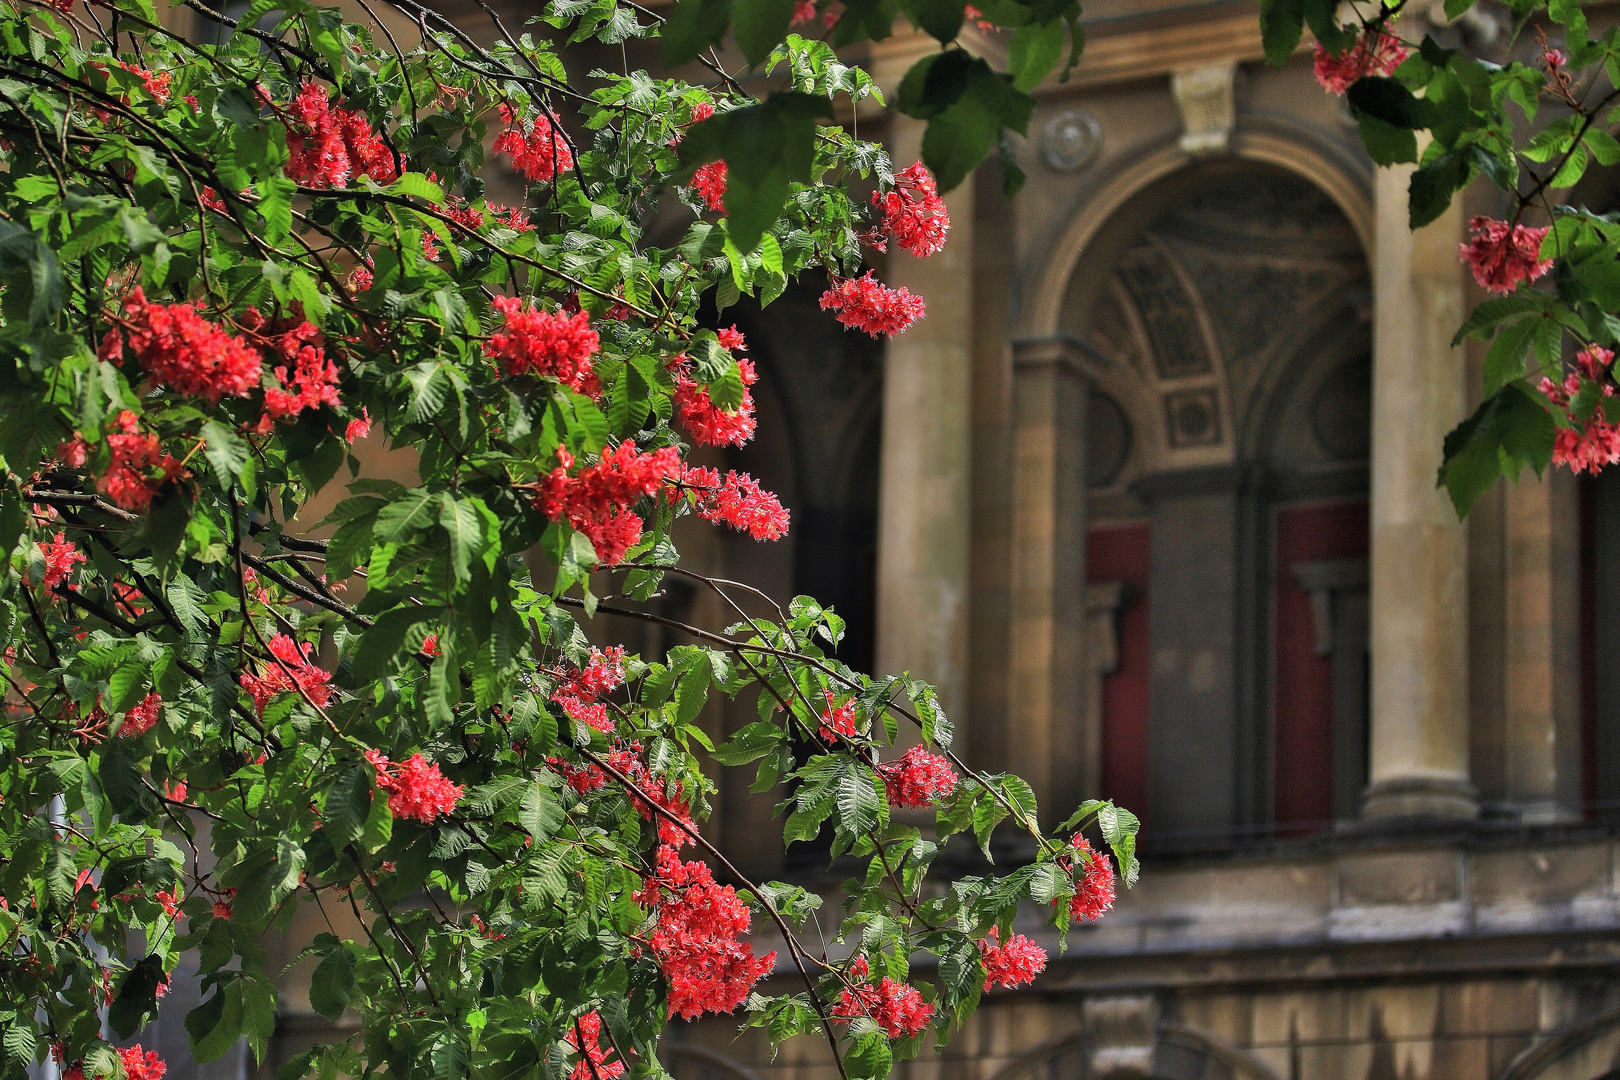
[1363,164,1477,819]
[1007,338,1089,820]
[871,35,975,729]
[1501,472,1583,821]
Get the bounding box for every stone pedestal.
[1364,164,1477,821]
[1007,338,1090,821]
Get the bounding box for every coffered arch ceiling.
[1057,160,1371,494]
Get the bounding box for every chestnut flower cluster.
[486,296,602,394]
[364,750,464,823]
[494,105,575,183]
[819,271,928,337]
[238,633,335,716]
[550,646,628,732]
[832,958,934,1038]
[282,81,398,189]
[1312,30,1409,95]
[1458,217,1554,295]
[1542,345,1620,474]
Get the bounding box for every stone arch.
[1018,122,1374,344]
[1497,1008,1620,1080]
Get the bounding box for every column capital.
[1010,333,1092,375]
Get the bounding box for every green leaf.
[187,982,244,1064]
[673,94,830,252]
[439,494,495,582]
[431,1032,469,1080]
[323,767,373,852]
[1258,0,1305,65]
[910,54,1034,190]
[0,221,64,330]
[518,783,564,840]
[733,0,797,64]
[351,606,430,683]
[661,0,734,65]
[201,420,249,490]
[1482,317,1539,395]
[1007,21,1063,91]
[902,0,964,41]
[109,954,166,1038]
[390,172,446,203]
[835,759,884,836]
[1348,77,1438,131]
[307,949,355,1022]
[1439,381,1556,516]
[374,489,440,547]
[240,977,277,1063]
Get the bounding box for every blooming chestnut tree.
[1276,0,1620,512]
[0,0,1130,1078]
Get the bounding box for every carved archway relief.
[1018,127,1374,344]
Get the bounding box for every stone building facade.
[142,2,1620,1080]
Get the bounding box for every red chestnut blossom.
[1312,30,1409,95]
[832,975,934,1038]
[819,271,927,337]
[490,203,534,232]
[155,889,180,917]
[259,344,342,428]
[1459,217,1554,295]
[963,3,994,29]
[550,744,641,795]
[38,532,86,590]
[676,103,727,212]
[791,0,816,23]
[872,162,949,258]
[118,62,171,102]
[119,693,163,738]
[877,744,957,808]
[212,888,235,919]
[345,407,373,443]
[239,633,333,716]
[551,646,627,732]
[118,1046,166,1080]
[56,435,88,468]
[349,263,374,292]
[365,750,463,822]
[819,691,858,742]
[97,410,186,511]
[493,107,574,183]
[641,845,776,1018]
[486,296,601,395]
[1541,345,1620,474]
[689,161,727,214]
[680,466,791,541]
[532,444,682,566]
[565,1012,625,1080]
[161,779,186,802]
[672,353,758,446]
[116,287,262,404]
[978,928,1047,991]
[1067,835,1116,922]
[283,81,398,189]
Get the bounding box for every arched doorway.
[1060,159,1372,845]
